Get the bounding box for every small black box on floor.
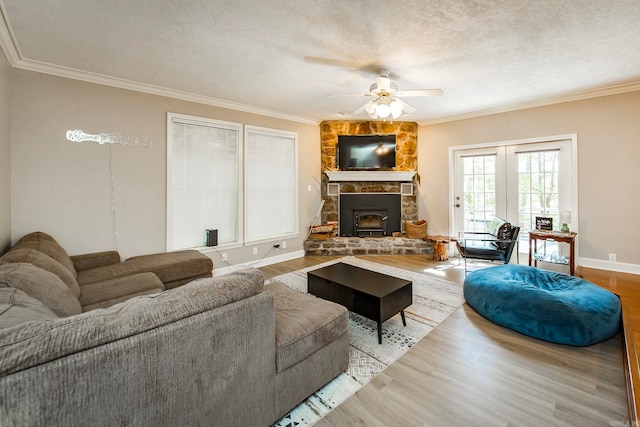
[206,229,218,247]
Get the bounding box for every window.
[516,150,560,235]
[245,126,298,243]
[167,114,298,251]
[461,154,498,232]
[167,114,242,250]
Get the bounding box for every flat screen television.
[337,134,396,170]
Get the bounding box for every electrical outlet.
[253,247,258,255]
[609,253,616,262]
[282,241,287,249]
[221,253,227,261]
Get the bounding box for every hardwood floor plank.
[259,255,629,426]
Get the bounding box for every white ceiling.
[1,0,639,125]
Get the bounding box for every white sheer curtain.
[245,126,297,243]
[169,115,241,250]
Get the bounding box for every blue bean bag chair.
[464,265,621,346]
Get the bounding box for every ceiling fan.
[328,69,443,119]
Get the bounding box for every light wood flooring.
[259,255,629,427]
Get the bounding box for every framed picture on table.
[535,216,553,231]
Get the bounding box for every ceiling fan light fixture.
[345,69,441,119]
[390,99,402,113]
[365,100,377,114]
[375,103,392,118]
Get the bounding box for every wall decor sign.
[535,216,553,230]
[65,129,152,253]
[66,130,152,147]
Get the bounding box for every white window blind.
[168,114,241,250]
[245,126,298,243]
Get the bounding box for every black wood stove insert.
[339,194,401,237]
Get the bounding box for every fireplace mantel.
[325,171,416,182]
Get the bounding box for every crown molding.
[15,58,321,125]
[0,6,319,126]
[0,2,20,66]
[418,81,640,126]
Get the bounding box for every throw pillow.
[496,222,512,240]
[11,232,78,278]
[0,287,58,329]
[0,263,82,317]
[487,218,512,250]
[0,248,81,297]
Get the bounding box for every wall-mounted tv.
[337,134,396,170]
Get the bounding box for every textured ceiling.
[1,0,639,124]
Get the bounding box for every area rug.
[269,256,465,427]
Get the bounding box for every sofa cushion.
[0,248,81,298]
[79,272,165,312]
[11,232,77,278]
[71,251,121,272]
[264,281,348,373]
[76,250,213,289]
[0,288,58,329]
[0,263,82,317]
[0,267,266,377]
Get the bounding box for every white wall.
[418,91,640,272]
[0,50,10,252]
[10,70,320,267]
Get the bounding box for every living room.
[1,1,640,426]
[2,60,639,272]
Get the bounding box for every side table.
[425,235,456,261]
[528,230,577,275]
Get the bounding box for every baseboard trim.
[579,257,640,275]
[213,250,305,276]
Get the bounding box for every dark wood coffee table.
[308,262,412,344]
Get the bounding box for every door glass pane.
[517,150,560,246]
[462,155,497,232]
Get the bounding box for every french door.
[452,138,574,257]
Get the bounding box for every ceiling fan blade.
[326,92,374,97]
[398,99,417,113]
[303,56,362,69]
[395,89,444,97]
[352,102,369,114]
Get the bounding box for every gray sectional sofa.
[0,232,350,426]
[0,231,215,311]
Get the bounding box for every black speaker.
[206,229,218,247]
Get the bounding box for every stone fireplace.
[304,120,433,256]
[319,120,419,226]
